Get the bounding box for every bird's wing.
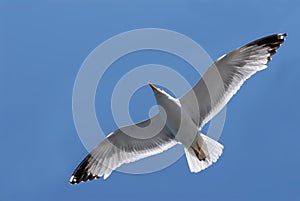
[69,115,177,184]
[180,33,286,128]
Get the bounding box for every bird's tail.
[184,133,223,173]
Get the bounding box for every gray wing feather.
[180,33,286,128]
[70,115,177,184]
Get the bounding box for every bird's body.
[150,84,202,154]
[70,33,286,184]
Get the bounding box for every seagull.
[70,33,286,184]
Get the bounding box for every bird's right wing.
[180,33,286,128]
[69,115,178,184]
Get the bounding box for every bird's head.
[148,83,173,99]
[149,83,164,94]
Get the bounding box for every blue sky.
[1,1,299,201]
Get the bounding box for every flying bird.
[70,33,286,184]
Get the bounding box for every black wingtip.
[244,33,287,63]
[69,173,100,185]
[69,176,77,184]
[281,33,287,37]
[69,154,100,184]
[246,33,287,47]
[278,33,287,41]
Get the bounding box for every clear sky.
[1,1,299,201]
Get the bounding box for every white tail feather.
[184,133,223,173]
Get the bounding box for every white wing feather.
[70,115,177,184]
[180,33,286,128]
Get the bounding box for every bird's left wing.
[69,115,177,184]
[180,33,286,128]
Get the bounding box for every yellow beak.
[148,82,159,92]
